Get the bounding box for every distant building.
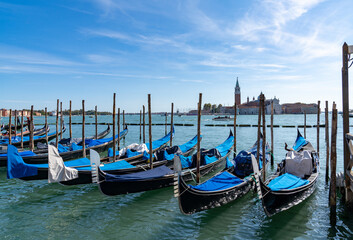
[282,103,318,114]
[238,94,282,115]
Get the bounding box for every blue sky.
[0,0,352,112]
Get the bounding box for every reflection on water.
[0,114,353,239]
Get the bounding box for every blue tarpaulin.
[105,165,174,182]
[25,157,91,169]
[58,144,70,153]
[179,135,198,153]
[180,155,192,168]
[267,173,309,191]
[292,131,308,151]
[215,134,234,157]
[7,145,38,179]
[0,150,37,157]
[76,160,135,171]
[190,171,243,191]
[0,131,59,144]
[145,128,174,150]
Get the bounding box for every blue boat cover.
[76,160,135,171]
[85,129,128,147]
[58,144,70,153]
[71,142,82,151]
[267,173,309,191]
[204,155,218,165]
[0,150,37,157]
[292,131,308,151]
[107,129,172,157]
[226,158,234,168]
[0,131,58,144]
[7,145,38,179]
[190,171,243,191]
[215,134,234,157]
[145,128,174,150]
[25,157,91,169]
[179,135,199,153]
[105,165,174,182]
[180,155,192,168]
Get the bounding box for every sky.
[0,0,353,112]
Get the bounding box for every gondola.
[5,128,174,182]
[0,125,112,166]
[177,135,270,215]
[0,126,66,148]
[251,130,319,217]
[1,125,50,138]
[95,131,233,196]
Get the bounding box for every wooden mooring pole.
[325,101,329,183]
[271,100,274,166]
[143,105,146,143]
[9,109,12,145]
[82,100,86,158]
[60,102,63,140]
[45,107,48,146]
[14,110,17,137]
[317,100,320,156]
[256,95,262,167]
[69,100,72,139]
[118,108,120,150]
[56,99,59,148]
[196,93,202,183]
[95,106,98,139]
[139,110,142,141]
[304,111,307,139]
[30,105,34,152]
[170,103,174,146]
[148,94,153,169]
[261,94,266,182]
[329,102,337,225]
[113,94,116,161]
[21,110,24,149]
[342,42,353,204]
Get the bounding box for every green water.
[1,114,352,239]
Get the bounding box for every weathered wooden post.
[256,96,262,166]
[196,93,202,183]
[304,111,307,139]
[325,101,329,183]
[123,110,125,134]
[148,94,153,169]
[143,105,146,143]
[113,94,116,161]
[95,105,98,139]
[45,107,48,146]
[165,112,167,135]
[317,101,320,156]
[60,102,63,140]
[118,108,120,150]
[82,100,86,158]
[21,110,24,149]
[271,100,274,166]
[14,110,17,137]
[139,110,142,141]
[56,99,59,148]
[69,100,72,139]
[261,94,266,182]
[233,96,237,157]
[342,42,353,203]
[30,105,34,151]
[9,109,12,145]
[170,103,174,146]
[329,102,337,225]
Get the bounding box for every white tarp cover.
[285,150,313,178]
[118,143,148,158]
[48,145,78,183]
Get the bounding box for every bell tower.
[235,77,241,105]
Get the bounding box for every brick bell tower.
[234,77,241,105]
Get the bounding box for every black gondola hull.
[177,175,254,215]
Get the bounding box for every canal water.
[0,114,352,239]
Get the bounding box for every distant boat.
[212,116,233,121]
